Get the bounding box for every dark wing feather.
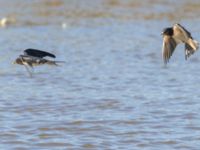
[185,44,195,60]
[175,23,192,39]
[162,36,177,64]
[24,49,56,58]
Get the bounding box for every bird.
[161,23,199,64]
[13,49,64,76]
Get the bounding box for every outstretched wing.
[173,23,193,40]
[162,36,177,64]
[24,49,56,58]
[174,24,199,56]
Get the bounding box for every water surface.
[0,0,200,149]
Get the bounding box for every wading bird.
[162,23,199,64]
[13,49,64,76]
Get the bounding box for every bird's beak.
[12,61,16,64]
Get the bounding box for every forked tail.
[188,39,199,50]
[46,60,65,66]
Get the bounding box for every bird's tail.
[46,60,65,66]
[188,39,199,51]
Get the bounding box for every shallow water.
[1,0,200,150]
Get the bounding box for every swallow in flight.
[14,48,64,76]
[162,23,199,64]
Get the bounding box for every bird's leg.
[24,65,33,77]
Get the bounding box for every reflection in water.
[0,0,200,149]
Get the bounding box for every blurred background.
[1,0,200,149]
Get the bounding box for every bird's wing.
[24,49,56,58]
[173,23,192,40]
[162,35,177,64]
[174,24,199,51]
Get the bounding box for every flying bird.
[13,49,64,76]
[162,23,199,64]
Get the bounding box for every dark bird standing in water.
[162,23,199,64]
[13,49,64,76]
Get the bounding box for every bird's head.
[161,27,173,36]
[13,58,23,65]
